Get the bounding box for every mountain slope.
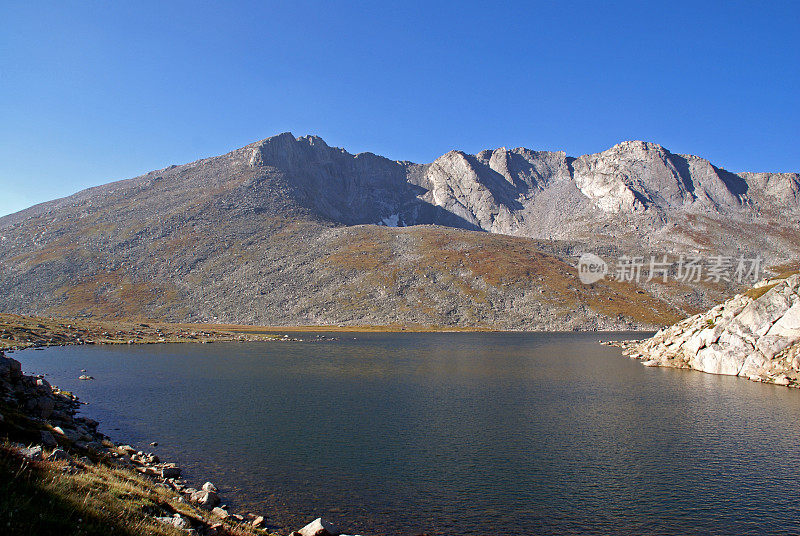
[0,133,797,328]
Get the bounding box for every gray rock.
[190,489,220,508]
[628,274,800,386]
[161,464,181,478]
[0,357,22,380]
[47,448,70,461]
[155,515,191,530]
[297,517,341,536]
[20,445,43,460]
[211,506,229,519]
[117,444,136,455]
[40,430,57,448]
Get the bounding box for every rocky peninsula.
[614,272,800,386]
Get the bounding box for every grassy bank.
[0,313,287,351]
[0,442,271,536]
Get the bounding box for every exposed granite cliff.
[618,273,800,386]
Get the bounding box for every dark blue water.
[13,332,800,535]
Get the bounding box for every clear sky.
[1,1,798,217]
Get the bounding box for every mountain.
[0,133,797,329]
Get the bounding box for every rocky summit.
[618,272,800,386]
[0,133,798,329]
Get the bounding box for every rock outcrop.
[618,273,800,386]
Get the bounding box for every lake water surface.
[13,332,800,535]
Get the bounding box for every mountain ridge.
[0,133,797,329]
[5,133,797,230]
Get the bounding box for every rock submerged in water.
[622,273,800,386]
[78,375,94,380]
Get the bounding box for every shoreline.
[1,311,654,353]
[0,347,351,536]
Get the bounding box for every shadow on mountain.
[668,154,697,196]
[463,154,525,211]
[714,165,749,198]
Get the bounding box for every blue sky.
[1,1,798,217]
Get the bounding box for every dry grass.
[0,312,282,350]
[48,271,180,320]
[0,442,273,536]
[768,262,800,278]
[324,226,684,326]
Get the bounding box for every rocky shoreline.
[0,312,322,352]
[0,349,356,536]
[607,273,800,387]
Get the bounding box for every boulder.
[20,445,43,460]
[35,377,51,390]
[40,430,57,448]
[774,375,791,386]
[47,448,70,462]
[0,357,22,380]
[78,375,94,380]
[155,515,192,530]
[36,396,55,419]
[190,489,220,508]
[86,441,104,453]
[251,515,265,528]
[76,417,100,429]
[161,464,181,478]
[53,426,82,442]
[211,507,229,519]
[118,444,136,455]
[202,481,218,493]
[297,518,341,536]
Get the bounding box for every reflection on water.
[15,332,800,536]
